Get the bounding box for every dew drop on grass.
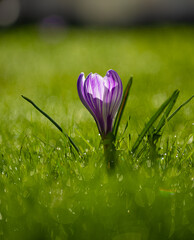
[146,160,151,168]
[133,164,139,170]
[68,208,75,215]
[71,133,75,138]
[77,175,83,181]
[161,157,164,165]
[119,175,123,182]
[66,178,71,187]
[99,163,103,168]
[80,162,85,168]
[188,136,193,144]
[117,174,123,182]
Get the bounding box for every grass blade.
[22,95,81,155]
[167,95,194,122]
[122,117,130,136]
[154,90,179,135]
[131,90,179,153]
[113,77,133,138]
[75,129,95,151]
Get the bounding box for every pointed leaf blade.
[167,95,194,122]
[22,95,81,155]
[113,77,133,138]
[131,90,179,153]
[154,90,179,135]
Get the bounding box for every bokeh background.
[1,0,194,27]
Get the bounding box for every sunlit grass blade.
[122,117,130,136]
[185,147,194,162]
[113,77,133,138]
[167,95,194,122]
[154,94,193,139]
[75,129,95,152]
[131,90,179,153]
[22,95,81,155]
[154,90,180,135]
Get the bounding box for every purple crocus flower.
[77,69,123,139]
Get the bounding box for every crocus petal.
[105,70,123,118]
[77,72,102,134]
[85,73,105,101]
[77,72,86,106]
[77,73,95,116]
[101,70,123,134]
[77,69,123,137]
[83,74,105,134]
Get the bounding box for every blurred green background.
[0,25,193,138]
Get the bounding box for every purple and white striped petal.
[77,72,102,133]
[105,70,123,118]
[77,72,86,107]
[77,69,123,138]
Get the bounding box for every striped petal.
[77,72,87,107]
[77,72,102,133]
[77,69,123,138]
[105,70,123,118]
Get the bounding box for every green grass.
[0,25,193,240]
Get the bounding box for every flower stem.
[103,133,117,169]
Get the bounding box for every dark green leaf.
[22,95,81,155]
[154,90,179,135]
[113,77,133,138]
[131,90,179,153]
[167,95,194,122]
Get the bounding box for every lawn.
[0,25,193,240]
